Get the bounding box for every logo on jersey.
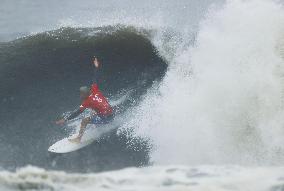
[92,94,102,103]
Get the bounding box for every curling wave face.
[0,26,167,172]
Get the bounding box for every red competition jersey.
[79,84,113,116]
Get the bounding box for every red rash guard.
[79,84,113,116]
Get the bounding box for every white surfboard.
[48,124,117,153]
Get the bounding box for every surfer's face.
[80,92,89,100]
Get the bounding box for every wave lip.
[1,165,284,191]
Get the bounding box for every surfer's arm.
[56,107,84,125]
[65,108,83,121]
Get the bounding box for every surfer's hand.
[55,119,66,125]
[93,58,100,68]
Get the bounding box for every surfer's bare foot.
[69,137,81,143]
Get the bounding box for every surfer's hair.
[79,86,90,94]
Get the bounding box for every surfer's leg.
[78,117,91,139]
[69,117,91,143]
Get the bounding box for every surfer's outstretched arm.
[56,108,83,125]
[66,108,82,120]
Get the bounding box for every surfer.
[56,56,114,143]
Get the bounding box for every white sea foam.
[122,0,284,165]
[0,165,284,191]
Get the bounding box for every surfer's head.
[79,86,90,100]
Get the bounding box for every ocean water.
[1,0,284,190]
